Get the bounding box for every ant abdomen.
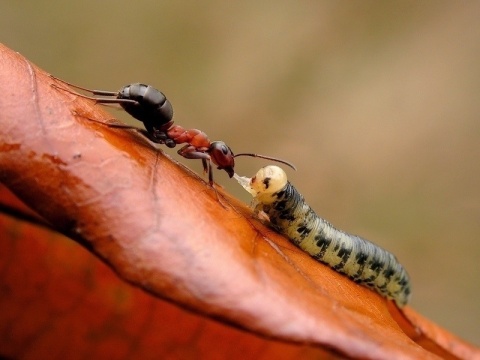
[118,83,174,128]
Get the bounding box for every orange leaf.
[0,42,478,359]
[0,192,333,359]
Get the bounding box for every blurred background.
[2,1,479,346]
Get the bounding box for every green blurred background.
[2,1,479,346]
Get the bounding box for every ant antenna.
[234,153,297,171]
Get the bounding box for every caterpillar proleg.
[235,165,411,307]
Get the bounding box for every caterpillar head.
[234,165,288,204]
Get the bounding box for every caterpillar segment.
[235,165,411,307]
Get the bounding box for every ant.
[50,76,296,187]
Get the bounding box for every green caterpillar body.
[236,166,411,307]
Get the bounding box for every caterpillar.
[234,165,411,307]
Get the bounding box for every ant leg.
[177,146,228,187]
[52,83,139,106]
[94,98,139,106]
[72,110,139,130]
[72,109,173,147]
[137,128,175,146]
[103,123,142,130]
[107,125,155,140]
[178,145,212,181]
[201,159,208,174]
[50,75,118,96]
[50,77,140,108]
[73,110,165,144]
[103,123,171,146]
[177,145,227,207]
[71,110,116,126]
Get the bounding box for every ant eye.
[222,145,229,155]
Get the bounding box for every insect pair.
[50,76,295,188]
[51,76,412,306]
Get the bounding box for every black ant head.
[210,141,235,178]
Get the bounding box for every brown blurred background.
[2,1,479,346]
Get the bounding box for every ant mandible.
[50,76,296,186]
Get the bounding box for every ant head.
[210,141,235,178]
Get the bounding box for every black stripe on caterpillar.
[235,165,411,307]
